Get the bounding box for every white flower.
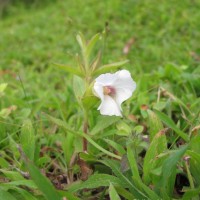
[93,70,136,116]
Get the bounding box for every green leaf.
[109,183,121,200]
[158,145,188,198]
[12,188,38,200]
[133,125,144,134]
[132,177,161,200]
[68,174,125,192]
[153,101,166,111]
[147,109,163,141]
[115,187,135,200]
[190,135,200,153]
[0,157,9,168]
[0,170,25,181]
[127,145,140,181]
[116,121,131,136]
[90,51,102,71]
[0,185,38,200]
[73,75,85,102]
[143,129,167,184]
[90,116,120,135]
[3,180,37,189]
[76,33,86,52]
[154,110,189,141]
[126,147,161,199]
[81,81,98,110]
[103,159,148,199]
[0,189,17,200]
[80,131,121,160]
[21,152,62,200]
[62,132,74,165]
[0,83,7,93]
[182,186,200,200]
[20,119,35,161]
[54,63,84,77]
[93,60,129,76]
[104,139,126,155]
[86,33,101,59]
[82,95,99,110]
[187,150,200,186]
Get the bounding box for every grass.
[0,0,200,199]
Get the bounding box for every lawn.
[0,0,200,199]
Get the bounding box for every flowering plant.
[55,32,136,151]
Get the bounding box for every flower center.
[103,86,116,96]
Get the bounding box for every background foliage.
[0,0,200,199]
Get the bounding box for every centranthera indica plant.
[55,32,136,151]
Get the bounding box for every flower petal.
[114,70,136,105]
[114,70,136,90]
[93,82,104,100]
[95,72,118,86]
[98,95,122,116]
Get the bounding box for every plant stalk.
[83,119,88,152]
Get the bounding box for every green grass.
[0,0,200,199]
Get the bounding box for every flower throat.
[103,86,116,96]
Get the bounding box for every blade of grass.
[154,110,189,141]
[109,183,121,200]
[19,148,62,200]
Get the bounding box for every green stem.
[82,109,89,152]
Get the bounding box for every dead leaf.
[0,70,16,78]
[140,104,149,110]
[128,114,138,123]
[77,158,93,181]
[120,155,129,173]
[189,51,200,61]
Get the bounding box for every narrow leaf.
[127,145,140,181]
[182,186,200,200]
[103,159,148,199]
[104,139,126,155]
[109,183,121,200]
[20,150,61,200]
[86,33,100,59]
[54,63,84,77]
[68,174,125,192]
[76,33,86,52]
[115,187,135,200]
[154,110,189,141]
[147,109,163,141]
[90,116,120,135]
[158,145,188,197]
[20,119,35,161]
[187,150,200,186]
[133,177,160,200]
[3,180,37,189]
[93,60,129,76]
[143,129,167,184]
[0,189,17,200]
